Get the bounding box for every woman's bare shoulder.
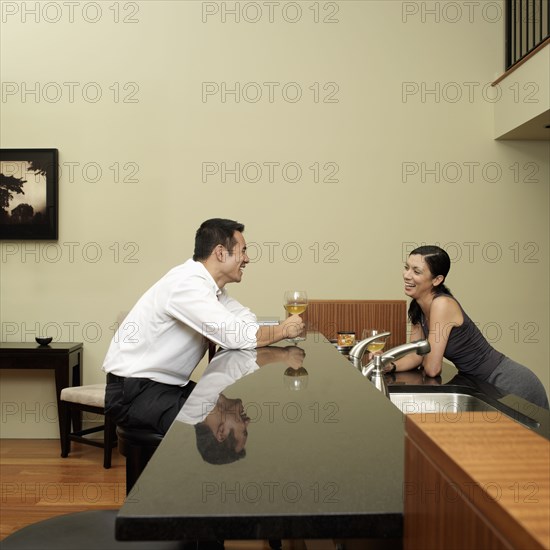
[431,295,463,322]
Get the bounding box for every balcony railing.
[506,0,550,69]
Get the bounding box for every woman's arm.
[392,323,424,372]
[392,297,462,376]
[419,297,462,377]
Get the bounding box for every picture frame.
[0,148,59,240]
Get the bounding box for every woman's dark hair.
[193,218,245,261]
[194,422,246,465]
[408,245,453,325]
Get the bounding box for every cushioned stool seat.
[116,425,164,495]
[60,384,117,469]
[1,510,187,549]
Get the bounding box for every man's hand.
[280,314,305,339]
[255,314,305,347]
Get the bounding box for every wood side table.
[0,342,83,452]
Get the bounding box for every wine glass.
[362,329,388,354]
[283,290,308,342]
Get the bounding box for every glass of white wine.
[283,290,308,342]
[362,329,388,354]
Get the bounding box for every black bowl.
[35,337,53,346]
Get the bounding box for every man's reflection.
[176,345,305,464]
[195,395,250,464]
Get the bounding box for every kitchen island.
[115,333,550,546]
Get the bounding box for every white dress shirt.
[102,259,259,385]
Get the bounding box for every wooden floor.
[0,439,325,549]
[0,439,127,540]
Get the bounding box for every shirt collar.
[190,259,223,297]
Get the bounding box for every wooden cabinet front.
[404,413,549,550]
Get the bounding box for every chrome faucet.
[349,332,391,368]
[350,336,431,397]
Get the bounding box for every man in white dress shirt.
[102,218,304,434]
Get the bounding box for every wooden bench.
[302,299,407,350]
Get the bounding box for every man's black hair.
[193,218,245,261]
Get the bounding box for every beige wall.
[1,0,548,437]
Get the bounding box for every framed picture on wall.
[0,148,59,240]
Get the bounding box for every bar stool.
[114,345,218,494]
[60,384,117,469]
[116,424,164,495]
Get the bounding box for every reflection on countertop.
[116,334,405,542]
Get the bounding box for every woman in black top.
[393,245,548,409]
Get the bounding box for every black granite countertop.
[116,334,405,541]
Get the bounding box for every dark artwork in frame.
[0,148,59,240]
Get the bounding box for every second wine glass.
[362,329,388,354]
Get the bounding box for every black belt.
[107,373,125,384]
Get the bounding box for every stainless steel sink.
[388,391,542,432]
[389,392,499,415]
